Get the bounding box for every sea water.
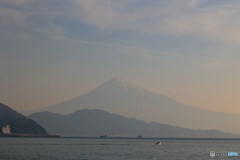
[0,137,240,160]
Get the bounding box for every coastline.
[0,134,60,137]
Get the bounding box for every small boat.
[100,135,107,138]
[155,142,161,145]
[138,135,142,138]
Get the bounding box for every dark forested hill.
[0,103,48,134]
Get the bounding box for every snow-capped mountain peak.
[94,77,148,95]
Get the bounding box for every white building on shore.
[2,125,11,134]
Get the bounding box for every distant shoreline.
[0,134,60,137]
[44,136,240,140]
[67,136,240,140]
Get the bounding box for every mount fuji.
[24,77,240,135]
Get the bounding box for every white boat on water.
[155,142,161,145]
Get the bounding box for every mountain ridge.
[28,109,239,138]
[22,77,240,135]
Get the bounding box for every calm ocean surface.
[0,137,240,160]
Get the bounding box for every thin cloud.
[54,36,178,61]
[71,0,240,44]
[2,0,240,45]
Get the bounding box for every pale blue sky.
[1,0,240,113]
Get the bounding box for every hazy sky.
[1,0,240,113]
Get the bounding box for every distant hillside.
[0,103,48,134]
[28,109,239,138]
[23,77,240,135]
